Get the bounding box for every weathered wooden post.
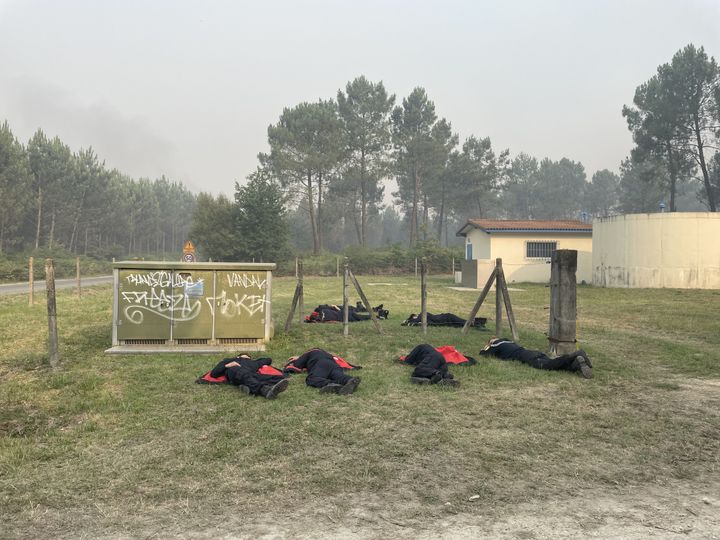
[347,268,383,335]
[495,258,503,337]
[343,258,349,337]
[295,257,298,278]
[336,257,339,278]
[420,258,428,334]
[297,259,304,325]
[45,259,60,369]
[498,265,519,341]
[28,256,34,306]
[461,266,497,335]
[548,249,577,356]
[452,257,455,277]
[414,258,418,278]
[76,257,81,299]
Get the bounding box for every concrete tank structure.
[592,212,720,289]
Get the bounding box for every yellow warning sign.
[182,240,196,262]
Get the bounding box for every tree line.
[199,43,718,259]
[0,124,196,257]
[623,44,720,212]
[240,77,628,257]
[2,43,717,263]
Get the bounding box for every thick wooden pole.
[495,259,503,337]
[28,256,34,306]
[297,259,304,325]
[343,258,349,337]
[420,259,428,334]
[348,269,382,334]
[462,267,497,334]
[548,249,577,356]
[284,283,301,332]
[76,257,81,299]
[45,259,60,369]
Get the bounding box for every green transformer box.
[106,261,276,353]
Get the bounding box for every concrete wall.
[461,259,479,288]
[465,229,491,260]
[463,231,592,286]
[592,212,720,289]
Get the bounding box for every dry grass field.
[1,275,719,538]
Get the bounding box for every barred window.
[526,241,557,259]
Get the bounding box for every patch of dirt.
[26,479,717,539]
[102,480,719,539]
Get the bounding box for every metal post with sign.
[182,240,196,263]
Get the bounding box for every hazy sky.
[1,0,719,197]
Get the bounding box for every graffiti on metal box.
[120,271,266,324]
[225,272,267,289]
[207,290,268,317]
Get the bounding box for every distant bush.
[0,248,113,282]
[275,243,463,276]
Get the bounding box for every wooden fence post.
[420,259,428,335]
[343,258,349,337]
[497,266,519,341]
[297,259,304,325]
[76,257,81,299]
[348,269,383,335]
[28,256,34,306]
[414,258,418,278]
[336,257,340,278]
[45,259,60,369]
[495,259,503,337]
[462,267,498,334]
[284,283,302,332]
[548,249,577,356]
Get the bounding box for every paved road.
[0,275,113,295]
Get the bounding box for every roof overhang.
[457,220,592,237]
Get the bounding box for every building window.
[466,243,473,260]
[526,241,557,259]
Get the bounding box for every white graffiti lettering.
[125,271,198,288]
[121,288,202,324]
[207,290,268,317]
[225,272,267,289]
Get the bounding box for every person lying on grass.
[284,348,361,395]
[400,344,461,387]
[479,338,593,379]
[208,354,289,399]
[401,312,486,329]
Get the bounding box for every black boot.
[437,377,460,388]
[473,317,487,328]
[571,356,593,379]
[260,378,289,399]
[338,377,361,395]
[320,383,343,394]
[411,377,432,385]
[575,349,592,367]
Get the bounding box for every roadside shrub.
[274,244,463,276]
